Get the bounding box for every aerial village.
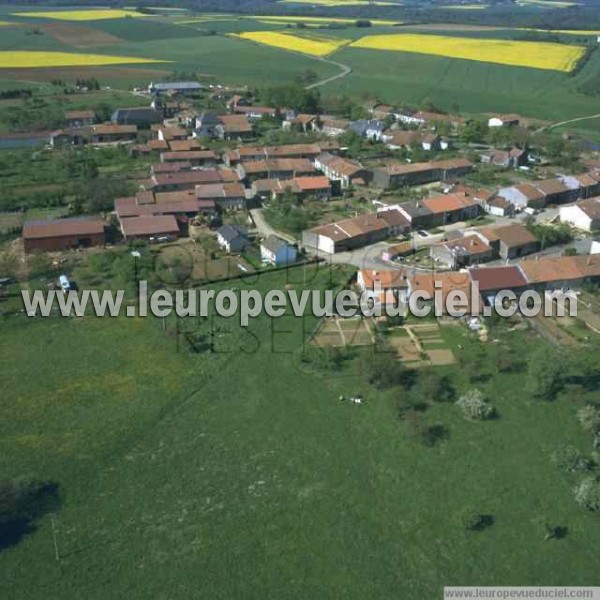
[17,79,600,346]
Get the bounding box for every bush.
[551,444,594,473]
[573,478,600,511]
[360,350,406,389]
[403,409,448,447]
[459,508,492,532]
[577,405,600,433]
[411,369,455,404]
[455,389,495,421]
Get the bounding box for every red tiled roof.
[23,217,104,239]
[120,215,179,237]
[469,265,528,291]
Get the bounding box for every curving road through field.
[304,56,352,90]
[544,113,600,131]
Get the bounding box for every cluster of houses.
[25,84,600,283]
[357,252,600,312]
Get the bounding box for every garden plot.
[311,317,375,347]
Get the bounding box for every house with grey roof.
[260,235,297,266]
[216,224,249,253]
[111,107,163,128]
[348,119,386,142]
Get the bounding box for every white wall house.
[559,199,600,232]
[260,235,297,266]
[488,115,520,128]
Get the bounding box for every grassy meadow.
[0,7,598,130]
[0,264,599,598]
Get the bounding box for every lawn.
[0,265,599,598]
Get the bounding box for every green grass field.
[0,265,599,598]
[0,9,598,130]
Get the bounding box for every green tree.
[577,405,600,433]
[455,389,495,420]
[573,478,600,511]
[526,347,564,400]
[361,350,406,389]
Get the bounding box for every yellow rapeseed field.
[12,9,147,21]
[0,51,170,68]
[350,33,586,72]
[231,31,350,57]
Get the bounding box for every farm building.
[160,150,219,167]
[391,201,435,229]
[430,234,493,268]
[488,114,520,128]
[253,176,332,202]
[150,169,223,192]
[90,124,137,144]
[420,192,480,226]
[371,159,473,189]
[282,113,318,133]
[233,105,278,119]
[224,144,323,166]
[148,81,203,94]
[169,139,203,153]
[195,183,247,210]
[151,161,192,175]
[317,118,350,137]
[477,224,539,260]
[155,126,188,142]
[497,182,547,210]
[114,190,206,220]
[49,127,89,148]
[382,130,444,152]
[64,110,95,128]
[120,215,180,242]
[215,115,254,141]
[559,198,600,231]
[498,174,600,209]
[23,217,105,253]
[468,265,529,304]
[111,108,163,128]
[237,159,316,181]
[302,210,406,254]
[314,153,369,189]
[480,148,527,169]
[519,255,600,291]
[260,235,297,266]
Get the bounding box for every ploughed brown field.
[39,22,123,48]
[0,65,170,82]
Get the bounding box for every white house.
[260,235,297,266]
[488,114,520,128]
[559,198,600,232]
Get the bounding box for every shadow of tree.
[0,479,60,553]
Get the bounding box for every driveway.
[249,208,296,244]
